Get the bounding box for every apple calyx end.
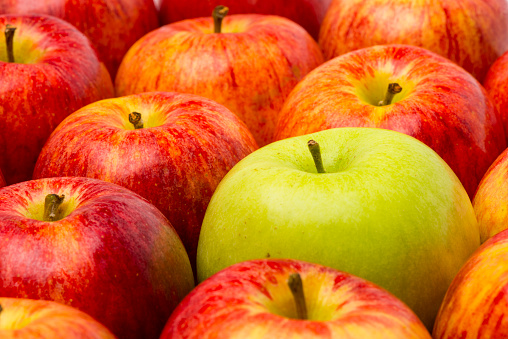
[129,112,144,129]
[212,5,229,34]
[288,272,308,320]
[4,24,16,63]
[307,140,326,173]
[377,82,402,106]
[43,194,65,222]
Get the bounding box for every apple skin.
[319,0,508,82]
[115,14,324,146]
[158,0,332,41]
[33,91,258,273]
[162,259,431,338]
[0,177,194,339]
[432,228,508,338]
[0,14,114,185]
[0,297,116,338]
[0,0,160,78]
[483,50,508,141]
[197,127,480,330]
[273,44,506,200]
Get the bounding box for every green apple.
[197,127,480,329]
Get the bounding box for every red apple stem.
[288,273,308,320]
[43,194,65,222]
[307,140,325,173]
[212,5,229,33]
[5,24,16,63]
[129,112,144,129]
[378,83,402,106]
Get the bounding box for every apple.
[273,44,506,199]
[158,0,332,41]
[161,258,431,338]
[319,0,508,82]
[33,91,258,273]
[197,127,480,330]
[0,14,114,185]
[433,228,508,338]
[0,0,160,78]
[0,177,194,339]
[483,50,508,140]
[115,9,324,146]
[0,297,116,338]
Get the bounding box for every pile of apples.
[1,0,508,338]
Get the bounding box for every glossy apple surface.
[159,0,331,40]
[0,177,194,339]
[319,0,508,82]
[433,228,508,338]
[483,50,508,141]
[274,44,506,199]
[197,127,480,329]
[0,297,116,338]
[0,0,159,78]
[0,14,114,185]
[162,259,431,338]
[33,91,258,272]
[115,14,324,146]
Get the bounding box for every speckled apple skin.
[274,44,506,199]
[0,297,117,338]
[433,229,508,338]
[115,14,324,146]
[33,91,258,273]
[0,0,159,78]
[161,259,431,339]
[0,177,194,339]
[159,0,332,40]
[0,15,114,185]
[319,0,508,82]
[483,50,508,142]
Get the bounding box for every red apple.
[0,297,116,338]
[433,228,508,338]
[0,177,194,339]
[273,44,506,199]
[33,91,258,273]
[483,50,508,141]
[161,259,431,338]
[0,14,114,185]
[158,0,332,40]
[319,0,508,82]
[0,0,160,78]
[115,10,324,146]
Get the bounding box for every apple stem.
[288,273,308,320]
[43,194,65,222]
[378,83,402,106]
[212,5,229,33]
[129,112,144,129]
[5,24,16,63]
[307,140,325,173]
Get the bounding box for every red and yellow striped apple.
[0,298,116,339]
[319,0,508,82]
[483,50,508,141]
[0,14,114,185]
[274,44,506,199]
[162,259,431,338]
[115,10,324,146]
[0,177,194,339]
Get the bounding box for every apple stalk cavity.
[378,83,402,106]
[213,5,229,33]
[129,112,144,129]
[288,273,308,320]
[43,194,65,222]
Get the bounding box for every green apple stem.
[129,112,144,129]
[307,140,325,173]
[212,5,229,33]
[288,273,308,320]
[43,194,65,222]
[378,83,402,106]
[5,24,16,63]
